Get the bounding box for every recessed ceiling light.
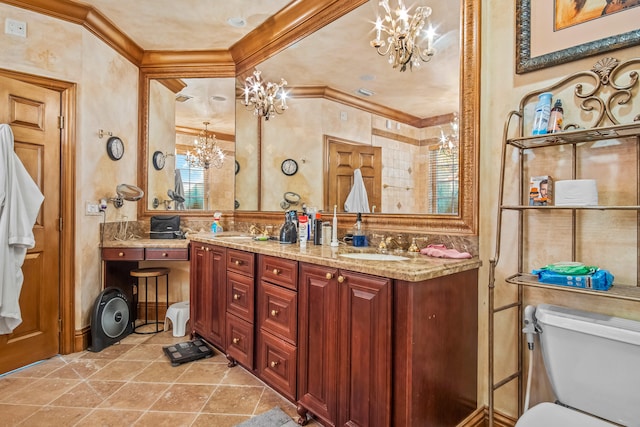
[210,95,227,102]
[227,17,246,28]
[356,88,375,97]
[360,74,375,81]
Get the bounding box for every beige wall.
[480,0,640,417]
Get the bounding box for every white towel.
[174,169,185,210]
[344,168,370,213]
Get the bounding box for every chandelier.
[439,113,459,154]
[242,69,288,120]
[370,0,436,72]
[186,121,225,169]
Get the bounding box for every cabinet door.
[190,244,226,348]
[297,263,339,426]
[337,270,391,427]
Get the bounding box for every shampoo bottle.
[298,215,308,248]
[547,99,564,133]
[532,92,553,136]
[211,212,223,233]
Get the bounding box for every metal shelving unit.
[488,56,640,426]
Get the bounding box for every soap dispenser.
[279,211,297,244]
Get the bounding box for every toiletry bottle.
[314,213,322,245]
[532,92,552,136]
[211,212,223,233]
[322,221,332,246]
[298,215,308,248]
[547,99,564,133]
[353,213,366,247]
[331,205,339,247]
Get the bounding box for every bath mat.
[235,407,298,427]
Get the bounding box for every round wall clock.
[235,160,240,175]
[281,158,298,176]
[106,136,124,161]
[152,151,166,170]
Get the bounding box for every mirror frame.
[138,0,479,235]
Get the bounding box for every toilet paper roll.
[554,179,598,206]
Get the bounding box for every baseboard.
[458,407,485,426]
[74,325,91,352]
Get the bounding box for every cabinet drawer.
[227,271,254,322]
[258,281,297,344]
[257,330,297,401]
[259,255,298,290]
[226,313,254,369]
[227,249,255,276]
[101,247,144,261]
[145,248,189,260]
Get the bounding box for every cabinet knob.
[233,294,241,300]
[235,260,242,266]
[273,268,280,275]
[271,309,279,317]
[162,252,168,257]
[118,252,124,257]
[326,272,333,279]
[205,247,210,252]
[233,337,240,344]
[270,360,279,368]
[337,275,345,283]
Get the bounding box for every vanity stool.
[129,267,170,334]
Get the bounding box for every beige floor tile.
[1,378,80,405]
[176,361,229,384]
[45,358,110,379]
[256,388,298,418]
[133,411,198,426]
[201,385,264,415]
[118,343,167,361]
[221,366,265,386]
[98,382,169,410]
[0,377,33,400]
[150,383,215,412]
[191,413,250,427]
[19,406,91,426]
[74,408,144,426]
[6,356,66,378]
[131,360,190,383]
[88,360,151,381]
[49,380,125,408]
[79,343,136,360]
[0,403,39,425]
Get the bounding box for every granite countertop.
[101,238,190,249]
[189,232,481,282]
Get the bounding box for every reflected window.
[176,153,207,210]
[428,148,459,214]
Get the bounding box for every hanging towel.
[0,124,44,334]
[174,169,185,210]
[344,168,370,213]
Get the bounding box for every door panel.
[0,76,61,375]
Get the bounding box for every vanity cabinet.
[297,262,392,427]
[225,249,256,369]
[189,243,226,348]
[257,255,299,400]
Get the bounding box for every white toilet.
[516,304,640,427]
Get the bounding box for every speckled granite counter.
[189,232,481,282]
[101,238,189,249]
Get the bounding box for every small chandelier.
[242,69,288,120]
[186,121,225,169]
[439,113,459,154]
[370,0,436,72]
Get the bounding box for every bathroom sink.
[339,253,409,261]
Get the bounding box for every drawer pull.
[162,252,168,257]
[205,247,210,252]
[337,275,345,283]
[270,360,280,368]
[272,268,280,275]
[326,272,333,279]
[118,252,124,257]
[235,260,242,266]
[233,337,240,344]
[271,309,279,317]
[233,294,241,300]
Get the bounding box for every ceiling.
[76,0,460,129]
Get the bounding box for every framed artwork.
[516,0,640,74]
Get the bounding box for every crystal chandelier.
[370,0,437,72]
[186,121,225,169]
[242,69,288,120]
[439,113,459,154]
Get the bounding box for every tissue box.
[555,179,598,206]
[529,175,553,206]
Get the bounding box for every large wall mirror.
[140,0,479,234]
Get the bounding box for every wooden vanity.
[189,233,480,427]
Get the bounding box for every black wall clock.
[152,151,166,170]
[235,160,240,175]
[106,136,124,161]
[281,158,298,176]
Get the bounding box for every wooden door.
[325,137,382,213]
[337,270,391,427]
[297,263,339,426]
[0,76,61,374]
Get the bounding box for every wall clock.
[281,158,298,176]
[152,151,166,170]
[106,136,124,161]
[235,160,240,175]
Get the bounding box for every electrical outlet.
[5,18,27,37]
[340,111,347,121]
[85,202,101,216]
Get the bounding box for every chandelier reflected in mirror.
[370,0,436,72]
[186,121,225,169]
[439,113,459,154]
[242,69,288,120]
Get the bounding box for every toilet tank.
[536,304,640,427]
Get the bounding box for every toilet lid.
[516,403,616,427]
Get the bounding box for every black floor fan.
[88,287,133,352]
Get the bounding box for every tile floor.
[0,330,320,426]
